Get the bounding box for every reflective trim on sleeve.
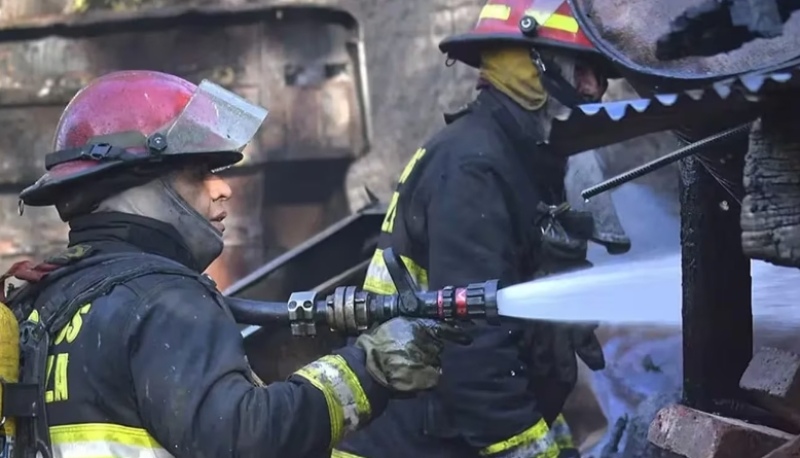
[50,423,172,458]
[294,354,372,445]
[363,249,429,295]
[550,413,575,449]
[479,417,559,457]
[331,449,365,458]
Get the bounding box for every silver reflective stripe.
[550,416,572,440]
[480,418,560,458]
[294,355,371,444]
[363,250,398,295]
[50,423,173,458]
[53,441,173,458]
[494,436,559,458]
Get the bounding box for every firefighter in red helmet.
[6,70,467,458]
[334,1,621,457]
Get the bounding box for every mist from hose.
[497,254,682,325]
[493,181,800,328]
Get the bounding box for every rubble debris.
[740,347,800,428]
[648,403,792,458]
[762,434,800,458]
[598,415,629,458]
[761,436,800,458]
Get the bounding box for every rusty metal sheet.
[0,106,64,184]
[0,2,356,41]
[550,61,800,156]
[256,12,370,162]
[0,5,370,186]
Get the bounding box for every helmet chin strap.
[94,177,224,272]
[529,48,592,109]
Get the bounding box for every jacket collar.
[68,211,200,271]
[466,87,568,199]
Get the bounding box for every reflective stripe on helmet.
[440,0,602,69]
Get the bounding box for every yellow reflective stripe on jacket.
[363,249,429,295]
[479,417,559,457]
[50,423,172,458]
[550,414,575,449]
[294,354,372,446]
[331,449,364,458]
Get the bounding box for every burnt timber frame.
[564,0,792,416]
[679,148,753,413]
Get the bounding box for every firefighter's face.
[574,63,608,102]
[171,165,232,234]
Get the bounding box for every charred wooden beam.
[680,137,753,412]
[741,96,800,267]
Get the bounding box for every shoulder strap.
[34,251,231,334]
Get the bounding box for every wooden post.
[679,145,753,411]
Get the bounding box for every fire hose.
[226,247,501,336]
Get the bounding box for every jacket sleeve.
[426,156,552,455]
[124,277,390,458]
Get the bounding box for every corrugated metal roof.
[550,61,800,155]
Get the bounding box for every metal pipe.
[581,123,751,201]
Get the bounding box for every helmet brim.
[439,32,620,78]
[20,150,243,207]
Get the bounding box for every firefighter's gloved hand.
[355,317,471,392]
[571,323,605,371]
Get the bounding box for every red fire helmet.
[439,0,616,75]
[20,70,268,207]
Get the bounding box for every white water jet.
[496,255,683,325]
[495,181,800,327]
[496,253,800,327]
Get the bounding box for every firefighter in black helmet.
[4,70,469,458]
[333,1,629,457]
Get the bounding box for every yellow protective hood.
[479,47,548,111]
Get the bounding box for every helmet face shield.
[485,0,563,27]
[21,75,270,208]
[525,0,563,24]
[158,79,269,155]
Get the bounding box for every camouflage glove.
[355,317,471,392]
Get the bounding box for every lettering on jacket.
[381,147,427,234]
[44,303,92,403]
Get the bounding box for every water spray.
[226,248,687,335]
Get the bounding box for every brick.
[648,404,792,458]
[740,347,800,426]
[763,435,800,458]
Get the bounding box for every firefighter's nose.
[206,175,232,201]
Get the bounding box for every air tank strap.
[3,249,235,458]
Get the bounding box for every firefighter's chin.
[211,220,225,234]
